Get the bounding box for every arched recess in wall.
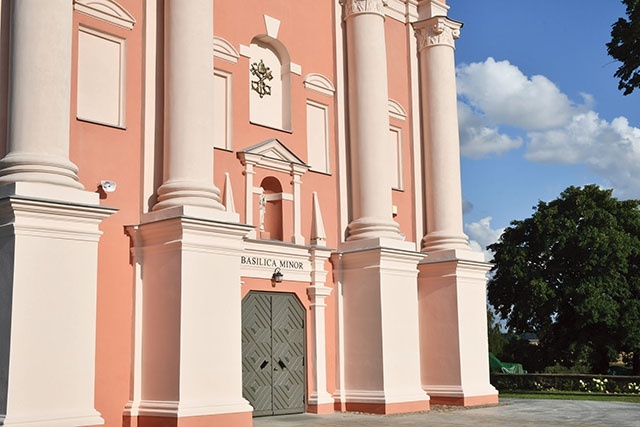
[259,176,284,241]
[248,35,291,131]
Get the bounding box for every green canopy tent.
[489,352,526,374]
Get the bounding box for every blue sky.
[450,0,640,258]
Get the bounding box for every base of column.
[153,179,227,212]
[418,248,497,409]
[343,400,429,415]
[0,411,104,427]
[346,216,402,241]
[421,230,470,253]
[334,238,428,416]
[426,385,498,406]
[307,392,335,414]
[306,403,335,414]
[334,390,429,415]
[126,412,252,427]
[0,152,84,190]
[0,187,113,427]
[429,394,499,407]
[131,213,252,427]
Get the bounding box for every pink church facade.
[0,1,497,426]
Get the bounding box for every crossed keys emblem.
[250,60,273,98]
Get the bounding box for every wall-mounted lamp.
[100,180,117,193]
[271,267,283,286]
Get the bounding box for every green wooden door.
[242,292,306,417]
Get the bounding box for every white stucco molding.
[414,16,462,51]
[417,0,449,20]
[386,0,419,23]
[213,36,240,64]
[74,0,136,30]
[341,0,388,20]
[264,15,281,39]
[388,99,407,121]
[237,138,309,175]
[303,73,336,97]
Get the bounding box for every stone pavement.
[253,399,640,427]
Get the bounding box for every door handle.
[278,359,286,369]
[260,360,268,369]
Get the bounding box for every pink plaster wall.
[69,0,144,425]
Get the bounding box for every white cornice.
[303,73,336,97]
[237,139,309,175]
[73,0,136,30]
[388,99,407,121]
[213,36,239,64]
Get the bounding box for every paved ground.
[254,399,640,427]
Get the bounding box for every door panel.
[242,292,305,417]
[271,294,305,415]
[242,293,273,416]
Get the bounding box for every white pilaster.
[414,15,469,252]
[343,0,400,241]
[307,247,334,413]
[0,0,82,190]
[154,0,226,213]
[291,170,304,244]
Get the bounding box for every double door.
[242,292,306,416]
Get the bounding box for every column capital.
[413,16,462,51]
[341,0,387,20]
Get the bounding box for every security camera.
[100,180,117,193]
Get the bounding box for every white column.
[414,6,498,406]
[154,0,224,211]
[0,0,82,189]
[414,16,469,252]
[343,0,400,241]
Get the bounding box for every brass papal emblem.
[250,59,273,98]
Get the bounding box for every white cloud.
[465,217,504,262]
[457,58,577,131]
[458,102,523,158]
[527,112,640,198]
[457,57,640,198]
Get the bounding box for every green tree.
[488,185,640,374]
[487,309,508,358]
[607,0,640,95]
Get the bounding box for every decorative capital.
[413,16,462,51]
[341,0,387,20]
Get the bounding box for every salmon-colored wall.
[64,1,419,424]
[213,0,340,247]
[69,1,144,425]
[385,16,417,244]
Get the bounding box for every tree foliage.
[607,0,640,95]
[488,185,640,374]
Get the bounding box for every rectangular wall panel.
[77,27,125,127]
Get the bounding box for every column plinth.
[417,250,498,406]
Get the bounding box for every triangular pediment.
[238,139,308,174]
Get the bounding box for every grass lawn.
[500,391,640,404]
